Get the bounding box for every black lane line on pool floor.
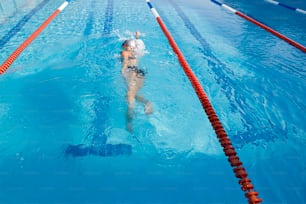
[168,0,244,114]
[103,0,113,36]
[83,0,96,36]
[65,0,132,157]
[65,95,132,157]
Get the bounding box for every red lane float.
[211,0,306,53]
[0,1,71,75]
[146,0,262,203]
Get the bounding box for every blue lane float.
[266,0,306,14]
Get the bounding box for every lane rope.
[265,0,306,14]
[167,0,256,135]
[0,0,51,49]
[145,1,262,203]
[0,0,72,75]
[211,0,306,52]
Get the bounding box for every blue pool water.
[0,0,305,203]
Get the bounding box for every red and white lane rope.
[211,0,306,53]
[0,0,71,75]
[146,0,262,203]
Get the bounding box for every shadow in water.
[65,143,131,157]
[65,94,132,157]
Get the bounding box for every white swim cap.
[124,40,135,48]
[135,39,145,57]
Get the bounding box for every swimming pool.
[0,0,305,203]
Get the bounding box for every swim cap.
[135,39,145,57]
[123,40,136,48]
[127,40,136,48]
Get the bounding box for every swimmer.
[121,33,152,132]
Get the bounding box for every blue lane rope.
[0,0,51,50]
[265,0,306,14]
